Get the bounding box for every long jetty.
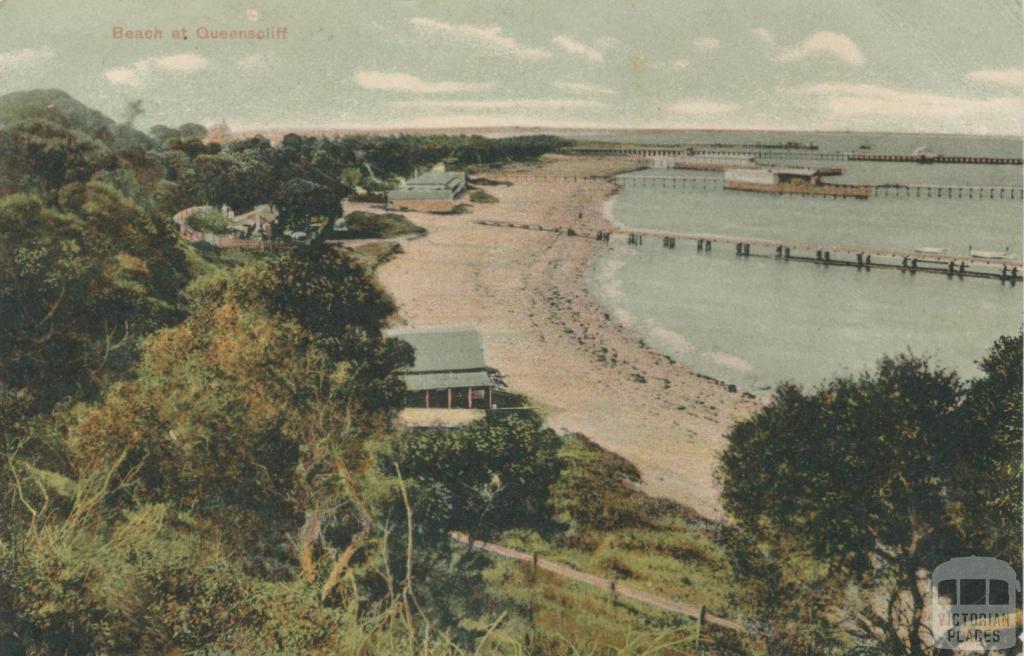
[474,220,1022,283]
[612,174,1023,200]
[569,145,1024,166]
[851,153,1024,165]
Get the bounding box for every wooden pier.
[474,220,1022,283]
[569,146,1024,166]
[872,184,1022,200]
[851,153,1024,166]
[613,175,1023,200]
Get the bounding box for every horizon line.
[216,124,1024,140]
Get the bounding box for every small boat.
[970,247,1014,260]
[914,247,946,255]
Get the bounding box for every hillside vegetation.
[1,90,1019,656]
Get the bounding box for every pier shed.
[387,171,467,213]
[389,329,493,409]
[724,166,871,199]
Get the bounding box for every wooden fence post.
[694,604,706,650]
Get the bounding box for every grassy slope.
[471,434,758,655]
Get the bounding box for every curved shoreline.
[376,155,759,517]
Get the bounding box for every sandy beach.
[375,155,759,517]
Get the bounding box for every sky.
[1,0,1022,135]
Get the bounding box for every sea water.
[583,131,1023,391]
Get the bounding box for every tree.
[0,120,118,196]
[948,333,1022,566]
[71,246,410,569]
[385,412,563,540]
[718,353,971,656]
[274,178,345,229]
[0,189,187,407]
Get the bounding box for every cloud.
[668,99,739,114]
[354,71,494,94]
[153,53,207,72]
[410,17,551,60]
[967,67,1024,88]
[554,81,615,95]
[104,53,209,87]
[777,31,865,65]
[693,36,720,50]
[552,35,603,62]
[0,47,55,74]
[390,98,605,110]
[237,53,273,71]
[671,59,690,69]
[791,82,1022,132]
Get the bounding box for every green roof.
[388,329,492,391]
[389,329,487,372]
[405,171,466,188]
[403,370,493,391]
[387,188,457,201]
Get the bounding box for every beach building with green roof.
[388,328,493,409]
[387,171,467,213]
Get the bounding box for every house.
[388,329,493,409]
[229,204,279,239]
[387,171,467,213]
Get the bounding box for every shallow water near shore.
[588,134,1023,391]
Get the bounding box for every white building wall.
[724,168,776,185]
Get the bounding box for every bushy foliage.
[0,184,189,408]
[384,412,564,540]
[340,211,426,239]
[717,342,1023,655]
[552,434,678,534]
[187,207,231,234]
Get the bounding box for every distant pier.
[474,220,1022,284]
[568,146,1024,166]
[851,153,1024,166]
[613,174,1023,200]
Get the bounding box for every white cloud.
[777,31,865,65]
[693,36,720,50]
[668,99,738,114]
[237,53,273,71]
[967,67,1024,88]
[153,53,208,72]
[554,81,615,95]
[671,59,690,69]
[552,35,603,62]
[104,53,209,87]
[410,17,552,60]
[391,98,605,110]
[354,71,494,94]
[791,82,1022,133]
[0,47,55,74]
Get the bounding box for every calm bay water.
[584,131,1023,391]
